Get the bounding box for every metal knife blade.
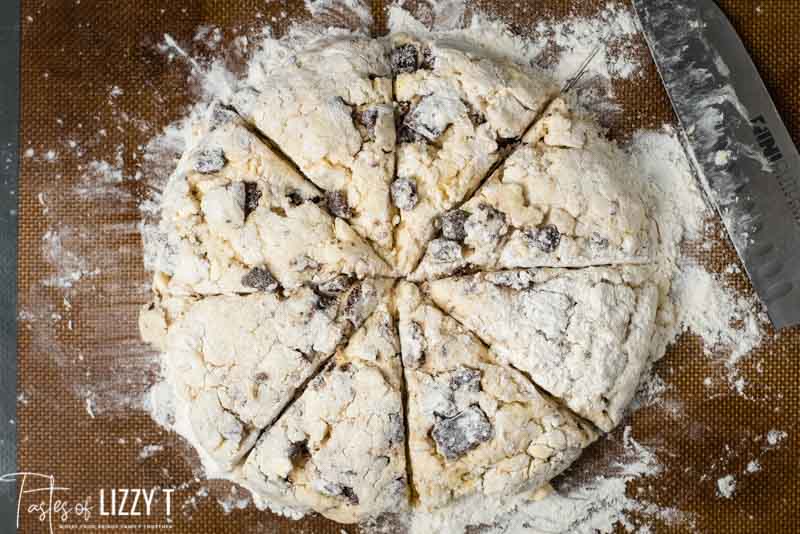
[633,0,800,329]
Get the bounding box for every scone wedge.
[139,278,392,473]
[396,282,596,510]
[234,34,397,255]
[240,285,408,523]
[389,34,558,274]
[426,267,658,431]
[412,98,656,280]
[153,107,391,296]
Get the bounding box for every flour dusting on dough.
[25,1,776,532]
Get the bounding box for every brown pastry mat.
[16,1,800,532]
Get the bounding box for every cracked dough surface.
[240,290,408,523]
[396,282,596,509]
[412,98,656,280]
[140,32,663,525]
[234,34,397,255]
[140,278,391,471]
[389,33,558,274]
[153,109,392,295]
[426,267,659,431]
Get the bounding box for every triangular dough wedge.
[412,98,656,280]
[139,278,392,473]
[389,34,558,274]
[426,268,658,431]
[234,34,397,254]
[240,287,408,523]
[396,282,596,510]
[153,107,391,296]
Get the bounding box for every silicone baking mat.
[16,1,800,532]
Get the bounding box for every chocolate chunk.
[343,282,375,327]
[326,190,352,219]
[289,440,310,462]
[286,189,304,207]
[397,124,423,144]
[312,479,358,504]
[390,44,419,74]
[591,232,609,249]
[427,238,463,263]
[440,209,469,242]
[431,405,493,460]
[254,372,269,383]
[313,290,338,311]
[450,366,482,392]
[387,412,405,446]
[496,135,518,149]
[355,107,379,141]
[317,274,355,296]
[391,177,419,211]
[396,101,411,118]
[486,270,536,290]
[401,321,426,369]
[525,224,561,253]
[468,108,487,127]
[340,486,359,505]
[194,147,227,174]
[241,267,279,292]
[244,182,261,219]
[395,102,423,143]
[420,46,435,70]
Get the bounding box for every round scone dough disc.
[396,282,596,510]
[153,106,391,296]
[389,33,558,274]
[412,98,656,281]
[233,34,397,256]
[138,28,669,525]
[139,278,392,473]
[426,267,659,432]
[239,288,408,523]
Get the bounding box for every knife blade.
[633,0,800,330]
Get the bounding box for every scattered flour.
[535,2,642,83]
[29,1,777,532]
[630,127,767,393]
[716,475,736,499]
[746,460,761,473]
[672,266,765,367]
[304,0,374,32]
[139,444,165,460]
[390,427,691,534]
[217,488,252,515]
[766,429,787,447]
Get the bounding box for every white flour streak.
[41,228,101,288]
[304,0,374,32]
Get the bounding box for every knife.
[632,0,800,330]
